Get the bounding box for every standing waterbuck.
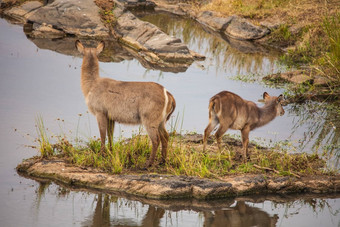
[203,91,284,160]
[75,40,176,167]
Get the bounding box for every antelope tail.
[208,96,220,119]
[166,91,176,121]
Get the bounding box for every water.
[0,13,339,227]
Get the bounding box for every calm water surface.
[0,14,339,227]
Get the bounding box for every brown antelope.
[203,91,284,160]
[75,40,176,167]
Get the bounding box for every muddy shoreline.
[17,157,340,200]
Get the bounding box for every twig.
[289,171,301,179]
[253,164,280,174]
[253,164,301,178]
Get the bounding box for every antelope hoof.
[139,166,148,171]
[159,158,166,166]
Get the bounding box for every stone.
[3,1,42,23]
[114,8,190,54]
[290,73,312,84]
[196,11,233,31]
[223,16,270,40]
[116,0,156,10]
[112,5,198,68]
[264,71,313,84]
[260,19,284,31]
[30,24,66,39]
[27,0,109,38]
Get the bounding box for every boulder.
[27,0,109,38]
[223,16,270,40]
[195,11,270,41]
[116,0,156,10]
[29,23,66,39]
[264,71,315,84]
[3,1,42,23]
[196,11,232,31]
[112,6,200,68]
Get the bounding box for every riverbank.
[151,0,339,101]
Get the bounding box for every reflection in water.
[203,201,278,227]
[139,13,281,76]
[286,102,340,167]
[25,32,190,73]
[31,181,339,227]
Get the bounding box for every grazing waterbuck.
[75,40,176,167]
[203,91,284,160]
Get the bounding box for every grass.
[33,118,331,178]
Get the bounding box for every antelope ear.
[277,94,284,103]
[263,92,270,100]
[75,40,84,54]
[96,41,105,55]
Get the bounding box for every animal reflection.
[82,195,277,227]
[203,201,278,227]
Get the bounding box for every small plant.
[35,115,53,157]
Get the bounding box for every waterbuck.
[203,91,284,160]
[75,40,176,167]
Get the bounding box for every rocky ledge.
[1,0,204,72]
[17,158,340,200]
[153,0,270,41]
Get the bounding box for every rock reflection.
[139,12,281,76]
[25,36,134,63]
[25,34,191,73]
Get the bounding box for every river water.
[0,13,339,227]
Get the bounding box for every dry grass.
[200,0,338,24]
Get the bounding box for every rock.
[260,19,284,31]
[264,71,313,84]
[113,6,198,68]
[154,3,189,16]
[3,1,42,23]
[223,16,270,40]
[17,158,340,199]
[289,73,312,84]
[27,0,109,38]
[116,0,156,10]
[114,8,188,54]
[196,11,233,31]
[29,23,66,39]
[195,12,270,41]
[0,0,17,9]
